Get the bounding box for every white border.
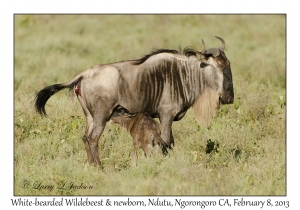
[4,0,298,208]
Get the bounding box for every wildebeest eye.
[200,63,208,68]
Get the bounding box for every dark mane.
[132,49,180,65]
[183,47,198,57]
[132,47,199,65]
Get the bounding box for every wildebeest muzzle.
[220,66,234,104]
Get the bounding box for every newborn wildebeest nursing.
[35,36,234,168]
[110,107,168,165]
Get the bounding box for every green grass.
[14,14,286,195]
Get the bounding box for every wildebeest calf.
[110,108,168,165]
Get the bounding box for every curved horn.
[201,39,206,54]
[215,36,225,50]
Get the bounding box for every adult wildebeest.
[110,108,168,165]
[35,36,234,167]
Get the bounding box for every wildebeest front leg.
[170,128,174,147]
[160,114,174,148]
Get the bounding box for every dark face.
[216,51,234,104]
[198,36,234,105]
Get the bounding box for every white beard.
[192,88,221,126]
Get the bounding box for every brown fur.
[110,111,167,165]
[192,88,221,126]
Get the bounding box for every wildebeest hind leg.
[77,95,94,164]
[82,114,94,164]
[89,108,113,167]
[89,123,105,167]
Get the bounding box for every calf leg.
[141,143,151,157]
[132,137,139,166]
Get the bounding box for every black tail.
[34,77,82,115]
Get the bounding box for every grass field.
[14,14,286,195]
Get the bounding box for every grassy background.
[14,15,286,195]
